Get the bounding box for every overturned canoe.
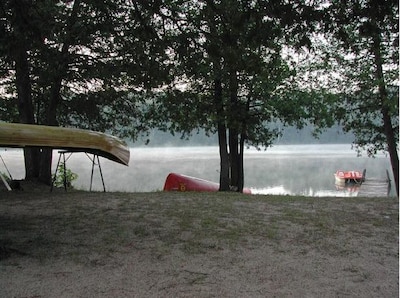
[0,122,130,166]
[163,172,252,194]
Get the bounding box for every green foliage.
[149,0,323,148]
[53,162,78,189]
[319,0,399,154]
[1,0,397,191]
[315,0,399,194]
[0,0,170,140]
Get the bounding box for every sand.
[0,187,398,297]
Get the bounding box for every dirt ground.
[0,186,398,297]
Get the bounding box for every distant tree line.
[135,124,354,147]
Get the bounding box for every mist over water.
[0,144,394,197]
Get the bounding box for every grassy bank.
[1,191,397,260]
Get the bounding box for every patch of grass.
[200,216,219,229]
[263,223,280,240]
[280,208,309,224]
[0,191,398,263]
[132,225,150,237]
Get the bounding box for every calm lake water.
[0,144,394,197]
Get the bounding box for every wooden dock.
[357,179,392,197]
[353,169,393,197]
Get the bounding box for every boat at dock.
[334,169,393,197]
[334,170,365,185]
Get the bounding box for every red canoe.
[163,173,252,194]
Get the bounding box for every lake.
[0,144,394,197]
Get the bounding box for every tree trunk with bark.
[15,46,40,180]
[372,31,399,196]
[37,0,81,185]
[229,129,240,191]
[12,2,40,181]
[218,127,230,191]
[228,70,242,191]
[238,133,245,192]
[214,74,230,191]
[237,99,250,193]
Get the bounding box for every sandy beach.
[0,187,398,297]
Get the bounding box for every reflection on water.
[251,186,290,196]
[0,144,394,197]
[250,185,360,197]
[243,144,393,197]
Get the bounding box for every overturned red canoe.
[163,173,252,194]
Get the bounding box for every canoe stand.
[0,173,12,191]
[51,151,106,192]
[0,154,12,191]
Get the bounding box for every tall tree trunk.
[228,70,240,191]
[38,0,81,185]
[381,107,398,196]
[208,14,230,192]
[39,74,63,184]
[237,99,250,193]
[214,71,230,191]
[218,126,230,191]
[229,129,239,191]
[372,31,399,196]
[12,1,40,181]
[238,133,245,192]
[15,46,40,180]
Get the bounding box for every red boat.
[334,170,365,184]
[163,173,252,194]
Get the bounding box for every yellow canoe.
[0,122,130,166]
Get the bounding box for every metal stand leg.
[52,151,107,193]
[51,151,71,192]
[0,173,12,191]
[51,153,63,192]
[90,155,95,192]
[97,155,106,192]
[62,152,67,191]
[0,154,12,191]
[89,154,106,192]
